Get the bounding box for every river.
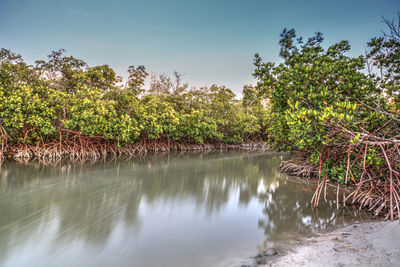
[0,151,369,266]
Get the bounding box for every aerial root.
[280,122,400,220]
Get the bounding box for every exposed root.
[0,131,268,165]
[280,120,400,220]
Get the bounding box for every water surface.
[0,151,369,266]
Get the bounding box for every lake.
[0,151,369,266]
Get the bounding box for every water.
[0,151,369,267]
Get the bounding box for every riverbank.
[263,220,400,266]
[0,140,269,162]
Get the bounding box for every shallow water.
[0,151,369,267]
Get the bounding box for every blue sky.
[0,0,399,94]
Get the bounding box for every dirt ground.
[267,221,400,267]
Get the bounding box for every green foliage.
[254,29,384,151]
[0,49,268,147]
[0,84,58,143]
[127,65,148,96]
[254,24,399,185]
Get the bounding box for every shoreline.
[0,141,270,162]
[260,220,400,266]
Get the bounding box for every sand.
[266,221,400,266]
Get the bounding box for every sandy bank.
[266,221,400,266]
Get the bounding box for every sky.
[0,0,399,94]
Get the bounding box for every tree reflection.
[0,151,369,261]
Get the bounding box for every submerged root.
[280,123,400,220]
[281,156,400,219]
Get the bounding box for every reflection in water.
[0,151,369,267]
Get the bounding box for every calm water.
[0,151,369,267]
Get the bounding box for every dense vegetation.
[0,48,268,160]
[254,15,400,219]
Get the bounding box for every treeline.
[0,48,268,160]
[254,15,400,219]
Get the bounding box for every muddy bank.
[261,220,400,266]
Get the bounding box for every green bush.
[0,49,268,148]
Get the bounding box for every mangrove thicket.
[254,15,400,219]
[0,48,268,161]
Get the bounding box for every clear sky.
[0,0,399,94]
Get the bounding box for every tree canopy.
[254,17,400,219]
[0,49,267,159]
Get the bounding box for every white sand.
[269,221,400,267]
